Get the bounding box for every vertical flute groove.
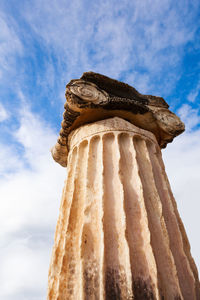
[118,133,159,299]
[102,132,122,299]
[48,147,78,300]
[102,133,132,299]
[99,135,105,300]
[116,133,133,299]
[156,149,200,299]
[134,137,183,299]
[80,136,103,299]
[57,141,88,300]
[148,142,196,299]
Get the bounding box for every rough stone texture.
[51,72,185,167]
[48,117,200,300]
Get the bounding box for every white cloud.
[178,104,200,131]
[0,143,23,177]
[14,103,56,168]
[0,238,50,299]
[163,126,200,273]
[0,104,66,299]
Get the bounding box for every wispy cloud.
[187,79,200,103]
[0,12,23,79]
[0,103,9,122]
[178,104,200,131]
[21,0,200,94]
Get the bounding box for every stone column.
[48,117,199,300]
[48,72,200,300]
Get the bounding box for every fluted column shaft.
[48,117,199,300]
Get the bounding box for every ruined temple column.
[48,72,200,300]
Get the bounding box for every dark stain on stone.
[105,268,123,300]
[83,266,99,300]
[174,296,182,300]
[105,268,133,300]
[160,294,182,300]
[132,278,155,300]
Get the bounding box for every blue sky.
[0,0,200,299]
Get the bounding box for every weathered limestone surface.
[48,117,200,300]
[48,72,199,300]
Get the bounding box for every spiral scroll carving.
[69,81,108,104]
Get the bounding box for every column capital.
[52,72,184,167]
